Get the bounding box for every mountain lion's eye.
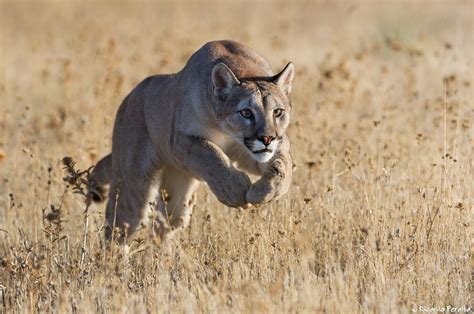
[239,109,253,119]
[273,109,284,117]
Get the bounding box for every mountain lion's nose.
[258,135,275,146]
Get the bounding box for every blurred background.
[1,1,472,165]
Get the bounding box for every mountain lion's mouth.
[253,148,273,154]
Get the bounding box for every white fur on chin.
[248,139,277,163]
[251,151,275,163]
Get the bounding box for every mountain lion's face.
[212,63,294,163]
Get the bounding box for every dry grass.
[0,1,473,313]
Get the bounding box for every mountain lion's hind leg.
[155,166,199,239]
[105,173,154,242]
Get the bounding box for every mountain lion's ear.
[273,62,294,95]
[212,63,240,100]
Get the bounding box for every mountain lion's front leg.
[246,137,293,205]
[174,134,252,208]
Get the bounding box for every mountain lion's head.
[211,62,294,163]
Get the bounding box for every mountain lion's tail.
[88,154,111,203]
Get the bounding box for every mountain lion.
[89,40,295,241]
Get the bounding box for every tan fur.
[89,40,295,241]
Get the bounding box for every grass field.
[0,1,472,312]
